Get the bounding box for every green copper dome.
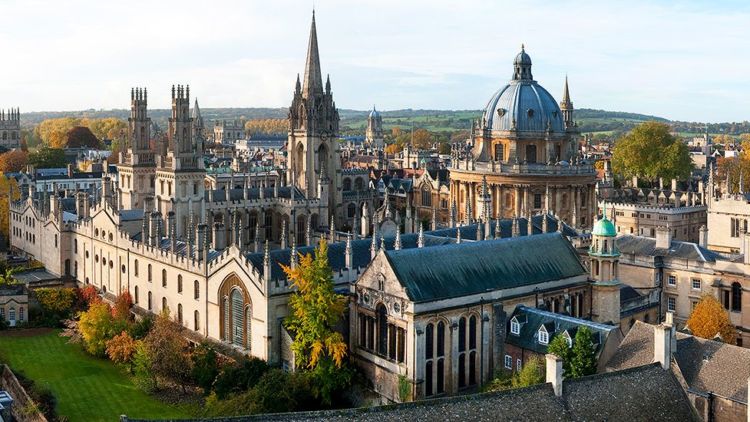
[592,215,617,237]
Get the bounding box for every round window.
[393,302,401,313]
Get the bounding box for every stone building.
[449,48,596,229]
[365,106,384,149]
[0,108,20,149]
[213,120,245,145]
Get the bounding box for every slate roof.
[124,363,697,422]
[506,305,616,356]
[606,320,750,404]
[616,235,724,262]
[206,186,306,202]
[385,233,587,303]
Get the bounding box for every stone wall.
[0,364,47,422]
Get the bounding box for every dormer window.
[563,331,573,347]
[538,326,549,345]
[510,318,520,335]
[497,108,506,117]
[527,109,535,118]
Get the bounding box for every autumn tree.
[244,118,288,136]
[569,327,597,378]
[687,295,736,343]
[411,128,433,149]
[0,175,21,242]
[35,117,79,148]
[66,126,101,148]
[281,239,350,405]
[143,308,192,390]
[79,301,118,356]
[611,121,693,184]
[0,150,29,172]
[106,331,138,371]
[112,291,133,322]
[384,143,402,155]
[34,287,76,322]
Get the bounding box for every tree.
[687,295,736,343]
[191,343,220,395]
[212,357,270,399]
[34,287,76,321]
[611,121,693,183]
[569,326,597,378]
[511,356,545,388]
[547,335,572,375]
[112,291,133,322]
[384,143,401,155]
[0,175,21,242]
[0,150,29,172]
[143,308,192,390]
[78,301,117,356]
[281,239,350,405]
[27,147,66,169]
[66,126,101,149]
[132,340,157,392]
[411,128,432,149]
[106,331,137,371]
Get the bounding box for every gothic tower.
[560,76,574,129]
[119,88,155,210]
[588,207,621,324]
[287,12,342,228]
[155,85,206,237]
[193,98,206,154]
[365,106,384,149]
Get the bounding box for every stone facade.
[0,108,20,149]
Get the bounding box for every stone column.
[514,185,521,217]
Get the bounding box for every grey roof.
[385,233,587,303]
[205,186,306,202]
[119,209,144,221]
[616,235,724,262]
[506,305,616,356]
[123,364,696,422]
[606,321,750,403]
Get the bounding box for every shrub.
[79,285,100,307]
[213,357,270,399]
[132,340,157,393]
[112,291,133,322]
[128,315,153,340]
[191,343,219,395]
[34,287,77,326]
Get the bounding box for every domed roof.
[481,47,565,135]
[592,215,617,237]
[369,106,381,119]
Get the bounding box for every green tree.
[132,340,157,392]
[569,326,597,378]
[686,295,736,343]
[611,121,693,183]
[547,334,572,375]
[281,239,350,405]
[191,343,220,395]
[212,357,269,399]
[511,356,545,388]
[27,147,66,169]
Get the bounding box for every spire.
[192,98,204,129]
[561,75,572,105]
[394,226,402,250]
[302,11,324,97]
[370,227,379,258]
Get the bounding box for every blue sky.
[1,0,749,122]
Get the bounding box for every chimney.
[665,311,677,353]
[654,323,672,370]
[197,223,207,260]
[545,354,563,397]
[167,211,176,251]
[631,176,638,188]
[671,178,678,191]
[213,222,226,250]
[655,226,671,249]
[67,163,74,178]
[699,225,708,248]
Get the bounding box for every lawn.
[0,329,193,422]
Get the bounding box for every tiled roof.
[606,320,750,403]
[505,305,616,356]
[385,233,587,303]
[616,235,724,262]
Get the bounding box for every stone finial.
[280,219,287,250]
[394,226,402,250]
[305,216,312,246]
[290,236,298,269]
[417,223,425,248]
[329,214,335,243]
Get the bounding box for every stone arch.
[218,273,253,350]
[343,177,352,192]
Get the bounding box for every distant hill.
[18,107,749,136]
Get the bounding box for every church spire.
[302,11,324,97]
[561,75,572,105]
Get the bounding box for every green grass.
[0,329,192,422]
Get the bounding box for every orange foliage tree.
[0,150,29,172]
[686,295,736,343]
[106,331,138,370]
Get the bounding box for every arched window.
[194,280,200,300]
[147,292,152,310]
[354,177,364,191]
[147,264,152,282]
[377,304,388,356]
[231,289,244,347]
[436,321,445,394]
[245,304,252,352]
[162,297,167,313]
[425,323,434,396]
[422,188,432,207]
[162,269,167,287]
[343,178,352,192]
[732,282,742,312]
[177,304,183,325]
[347,203,356,218]
[194,310,200,331]
[134,259,139,276]
[134,286,139,304]
[177,275,183,293]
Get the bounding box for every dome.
[481,47,565,135]
[592,215,617,237]
[369,106,381,119]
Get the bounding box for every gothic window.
[194,280,200,300]
[147,292,152,310]
[425,323,434,396]
[458,317,466,352]
[343,178,352,192]
[397,327,405,363]
[147,264,152,282]
[358,313,367,348]
[458,351,466,388]
[732,282,742,312]
[245,304,253,352]
[425,360,434,397]
[177,304,183,325]
[347,203,356,218]
[178,275,183,293]
[162,269,167,287]
[231,289,244,347]
[422,188,432,207]
[377,304,388,356]
[162,297,167,313]
[194,310,200,331]
[354,177,364,191]
[223,296,230,341]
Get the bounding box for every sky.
[1,0,749,122]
